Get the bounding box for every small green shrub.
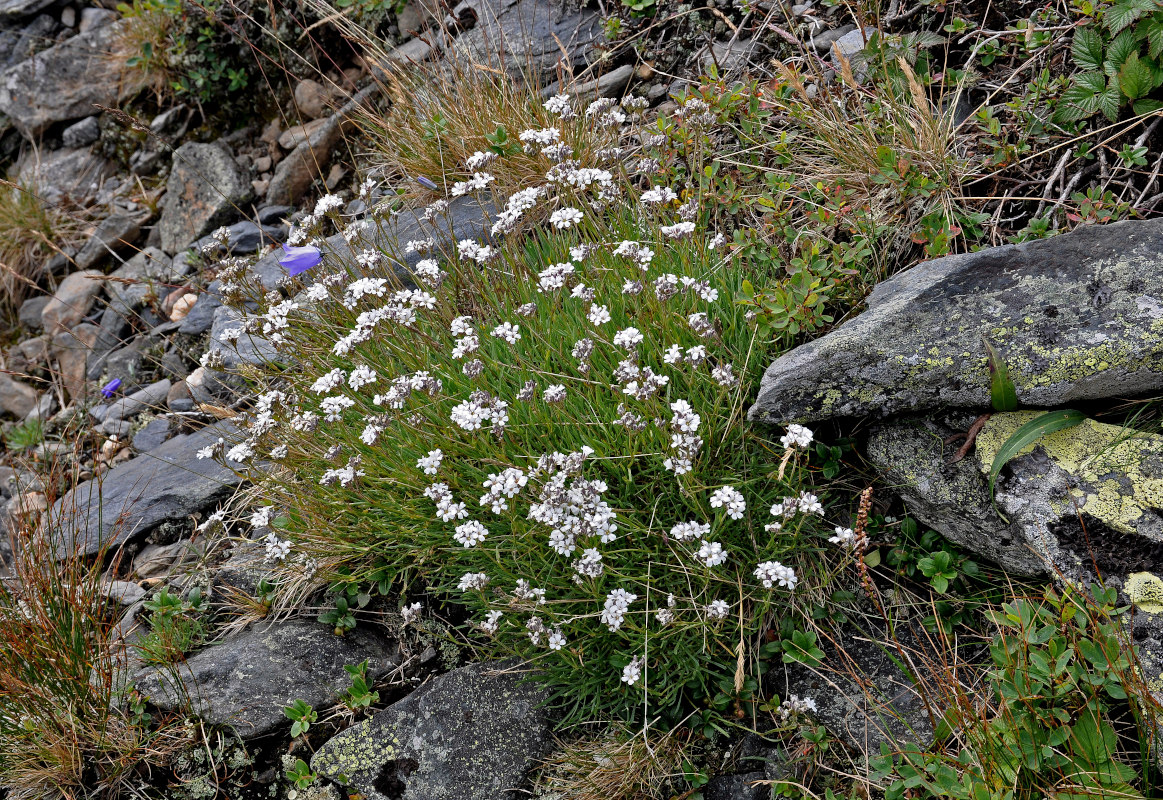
[4,418,43,451]
[871,584,1161,800]
[217,93,859,728]
[135,586,207,665]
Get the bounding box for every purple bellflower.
[101,378,122,399]
[279,243,323,277]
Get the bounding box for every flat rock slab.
[158,141,252,253]
[137,618,399,739]
[313,660,552,800]
[867,411,1163,579]
[53,420,244,559]
[749,218,1163,424]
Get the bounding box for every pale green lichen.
[1126,572,1163,613]
[973,411,1163,536]
[312,722,401,780]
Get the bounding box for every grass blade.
[984,337,1018,412]
[989,410,1086,502]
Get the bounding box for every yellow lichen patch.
[1126,572,1163,614]
[974,412,1163,536]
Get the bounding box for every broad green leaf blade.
[1119,51,1154,99]
[989,410,1086,499]
[1072,26,1105,71]
[984,338,1018,411]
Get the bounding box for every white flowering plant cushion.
[219,93,848,726]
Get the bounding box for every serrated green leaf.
[1139,15,1163,59]
[1106,28,1140,70]
[1072,26,1105,71]
[1104,0,1156,35]
[1133,97,1163,114]
[989,411,1086,505]
[1099,78,1122,121]
[1120,50,1154,98]
[984,338,1018,411]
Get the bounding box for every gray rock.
[831,25,875,59]
[4,13,55,67]
[15,145,115,205]
[0,372,40,418]
[177,282,222,336]
[52,419,245,559]
[52,322,100,400]
[0,20,145,137]
[149,104,190,136]
[865,415,1039,577]
[749,218,1163,425]
[869,411,1163,581]
[811,23,855,53]
[208,304,279,369]
[78,6,117,32]
[137,618,400,739]
[40,269,104,333]
[74,213,142,270]
[60,5,75,26]
[100,418,132,438]
[61,115,100,148]
[313,660,552,800]
[190,220,286,255]
[266,85,375,206]
[103,579,146,607]
[17,295,48,330]
[99,379,172,422]
[704,773,768,800]
[157,142,252,253]
[132,539,205,580]
[294,78,338,120]
[92,337,145,387]
[0,0,53,20]
[701,38,764,74]
[105,247,184,319]
[452,0,604,85]
[131,415,175,453]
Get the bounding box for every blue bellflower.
[279,243,323,277]
[101,378,122,399]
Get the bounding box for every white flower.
[706,599,730,620]
[264,531,292,562]
[709,486,746,520]
[550,207,584,229]
[401,602,422,625]
[711,363,736,387]
[781,424,815,449]
[417,449,444,475]
[621,656,643,685]
[311,368,346,394]
[670,520,709,541]
[600,588,638,632]
[544,94,573,115]
[543,384,567,403]
[480,610,503,634]
[612,327,644,350]
[661,221,697,239]
[799,492,824,515]
[491,322,521,344]
[641,186,678,204]
[454,520,489,547]
[458,572,490,592]
[754,561,798,590]
[348,365,378,390]
[663,344,683,365]
[829,526,856,549]
[587,304,611,326]
[697,540,728,567]
[547,629,567,650]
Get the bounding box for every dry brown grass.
[536,726,690,800]
[0,181,81,328]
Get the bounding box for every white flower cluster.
[754,561,798,591]
[600,588,637,632]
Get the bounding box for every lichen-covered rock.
[749,218,1163,425]
[312,660,552,800]
[136,618,399,739]
[867,411,1163,580]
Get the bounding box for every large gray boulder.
[53,420,245,559]
[0,0,53,20]
[749,219,1163,424]
[867,411,1163,579]
[158,142,251,253]
[136,618,400,739]
[312,660,552,800]
[452,0,605,83]
[0,20,146,137]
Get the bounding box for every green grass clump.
[220,94,856,728]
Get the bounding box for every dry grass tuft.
[536,726,690,800]
[0,180,81,327]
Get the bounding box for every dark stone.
[61,115,100,148]
[750,218,1163,425]
[257,205,292,225]
[73,213,142,270]
[0,0,54,21]
[189,220,287,255]
[136,618,400,739]
[177,281,222,336]
[131,416,175,453]
[313,660,552,800]
[96,339,146,389]
[704,772,769,800]
[52,419,245,559]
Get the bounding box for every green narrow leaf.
[984,338,1018,412]
[989,410,1086,501]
